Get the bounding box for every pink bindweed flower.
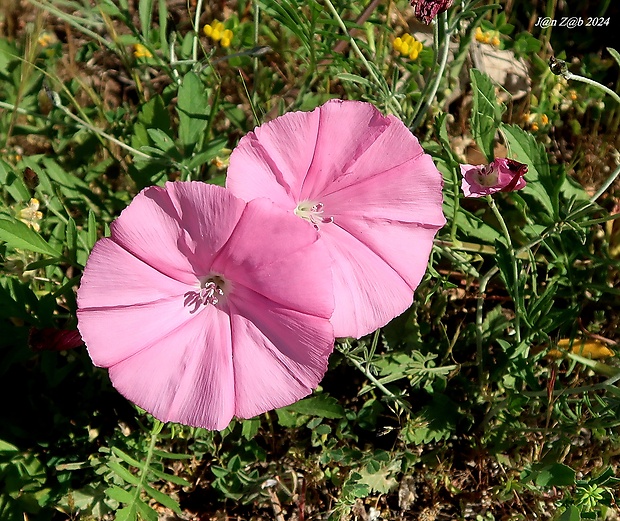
[411,0,454,24]
[226,99,446,339]
[77,182,334,430]
[460,158,528,198]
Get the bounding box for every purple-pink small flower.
[460,158,528,198]
[411,0,454,24]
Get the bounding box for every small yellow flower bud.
[540,114,549,125]
[203,24,213,37]
[491,36,500,47]
[393,37,403,53]
[133,43,152,58]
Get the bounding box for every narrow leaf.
[470,69,503,161]
[0,217,61,257]
[143,483,183,515]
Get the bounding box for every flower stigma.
[294,201,334,230]
[184,275,227,313]
[472,164,499,187]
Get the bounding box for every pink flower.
[460,158,528,198]
[226,100,446,338]
[77,182,334,430]
[411,0,454,24]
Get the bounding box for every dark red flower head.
[411,0,454,24]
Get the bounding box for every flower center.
[473,164,499,187]
[294,201,333,230]
[184,275,227,313]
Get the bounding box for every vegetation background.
[0,0,619,519]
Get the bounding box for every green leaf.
[147,466,190,487]
[522,463,576,487]
[470,69,503,161]
[280,394,345,419]
[499,123,555,218]
[0,160,30,202]
[357,459,400,494]
[0,217,62,257]
[138,0,153,39]
[66,217,77,260]
[111,447,144,469]
[177,72,211,153]
[143,483,182,515]
[114,506,138,521]
[105,486,134,504]
[556,505,582,521]
[106,461,141,486]
[87,210,97,250]
[135,498,158,521]
[241,418,261,440]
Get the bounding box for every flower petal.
[229,286,333,419]
[110,187,196,283]
[226,109,321,208]
[332,215,439,291]
[108,306,235,430]
[77,238,191,309]
[212,198,334,319]
[78,296,199,367]
[320,224,415,338]
[154,182,246,274]
[323,153,446,227]
[299,100,390,200]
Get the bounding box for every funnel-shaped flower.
[460,158,528,198]
[226,100,446,338]
[77,182,334,430]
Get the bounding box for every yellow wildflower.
[393,33,423,61]
[547,338,615,360]
[37,32,57,48]
[540,114,549,125]
[18,198,43,232]
[204,21,234,47]
[568,89,578,101]
[133,43,152,59]
[475,27,500,46]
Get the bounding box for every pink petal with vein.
[227,100,446,338]
[108,306,235,430]
[78,182,335,430]
[320,224,415,338]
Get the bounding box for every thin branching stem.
[192,0,205,64]
[410,11,451,131]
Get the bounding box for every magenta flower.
[77,182,334,430]
[460,158,528,198]
[411,0,454,24]
[226,100,446,339]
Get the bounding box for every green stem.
[192,0,205,64]
[323,0,398,113]
[131,421,163,506]
[44,90,154,160]
[410,11,450,131]
[486,195,521,344]
[475,269,494,394]
[563,71,620,105]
